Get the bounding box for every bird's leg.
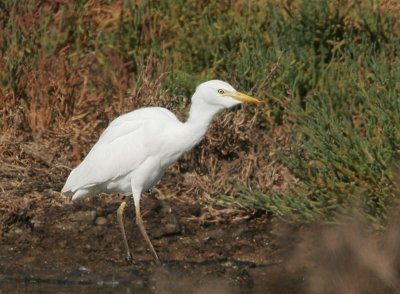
[134,202,161,265]
[116,197,134,263]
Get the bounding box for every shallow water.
[0,282,144,294]
[0,259,297,294]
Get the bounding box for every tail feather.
[62,160,103,201]
[61,168,89,201]
[71,189,91,201]
[61,168,77,194]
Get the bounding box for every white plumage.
[62,107,183,200]
[62,80,260,264]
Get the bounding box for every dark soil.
[1,139,399,293]
[2,194,400,294]
[2,192,400,293]
[0,192,308,293]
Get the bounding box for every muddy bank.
[0,195,302,293]
[1,195,400,293]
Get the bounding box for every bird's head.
[193,80,261,109]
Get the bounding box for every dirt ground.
[0,108,307,292]
[1,189,400,293]
[0,125,399,294]
[0,191,301,293]
[0,132,308,293]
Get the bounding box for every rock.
[30,217,43,229]
[78,266,91,273]
[164,214,180,234]
[13,228,24,235]
[207,228,226,241]
[55,222,76,231]
[95,217,108,226]
[164,223,179,235]
[152,213,180,238]
[69,211,97,224]
[58,240,68,248]
[160,201,172,214]
[232,228,246,239]
[188,203,202,217]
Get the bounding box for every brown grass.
[0,49,290,233]
[0,0,294,231]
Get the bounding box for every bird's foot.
[124,254,161,266]
[153,257,162,266]
[124,253,137,265]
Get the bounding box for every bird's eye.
[218,89,225,94]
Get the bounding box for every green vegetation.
[1,0,399,225]
[228,1,400,225]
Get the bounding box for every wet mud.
[0,195,306,293]
[1,196,399,293]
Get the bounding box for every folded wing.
[62,107,178,196]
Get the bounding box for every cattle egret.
[62,80,261,264]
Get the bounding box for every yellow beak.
[227,91,262,105]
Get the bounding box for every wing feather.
[62,107,179,195]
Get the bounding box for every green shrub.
[229,0,400,225]
[1,0,398,224]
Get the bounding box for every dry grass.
[0,0,292,231]
[1,0,398,232]
[0,55,288,233]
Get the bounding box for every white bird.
[62,80,261,264]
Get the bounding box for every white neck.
[183,98,224,148]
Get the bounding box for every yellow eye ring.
[218,89,225,94]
